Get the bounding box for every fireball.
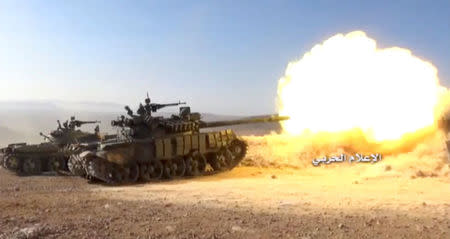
[277,31,444,142]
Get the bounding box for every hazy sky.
[0,0,449,115]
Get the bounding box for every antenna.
[145,92,151,104]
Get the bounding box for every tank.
[0,117,111,175]
[69,95,289,184]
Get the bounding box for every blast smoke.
[243,31,450,178]
[277,31,445,141]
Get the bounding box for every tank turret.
[110,97,288,138]
[47,117,102,146]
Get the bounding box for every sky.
[0,0,449,115]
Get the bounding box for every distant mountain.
[0,100,123,112]
[0,126,25,147]
[0,100,282,147]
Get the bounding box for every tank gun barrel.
[77,120,101,124]
[199,114,289,128]
[57,120,62,130]
[70,120,101,129]
[39,132,54,142]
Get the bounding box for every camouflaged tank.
[0,117,111,175]
[69,96,289,184]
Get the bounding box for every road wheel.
[148,160,163,180]
[139,163,151,182]
[174,157,186,177]
[186,153,207,176]
[22,157,41,175]
[228,140,247,168]
[4,156,20,171]
[163,160,177,179]
[48,156,66,174]
[185,156,199,176]
[109,165,124,184]
[209,151,229,171]
[197,154,207,174]
[128,164,139,183]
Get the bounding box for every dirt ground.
[0,165,449,239]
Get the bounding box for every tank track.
[69,139,248,184]
[0,153,69,176]
[2,155,18,172]
[68,154,88,177]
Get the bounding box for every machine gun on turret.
[39,132,54,143]
[70,120,101,128]
[139,92,186,114]
[57,120,63,130]
[114,97,186,129]
[149,101,186,112]
[67,116,101,130]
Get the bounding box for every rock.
[338,223,344,229]
[422,202,427,206]
[104,204,110,209]
[14,224,48,239]
[353,180,359,184]
[164,203,173,208]
[415,224,423,232]
[13,186,20,192]
[271,175,277,179]
[279,201,295,207]
[166,225,175,233]
[231,225,244,232]
[25,217,38,223]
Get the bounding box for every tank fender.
[95,150,107,160]
[79,150,98,159]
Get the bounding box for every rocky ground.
[0,165,449,239]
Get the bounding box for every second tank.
[0,117,112,175]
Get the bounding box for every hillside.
[0,101,282,147]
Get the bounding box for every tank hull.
[1,143,68,175]
[70,129,248,184]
